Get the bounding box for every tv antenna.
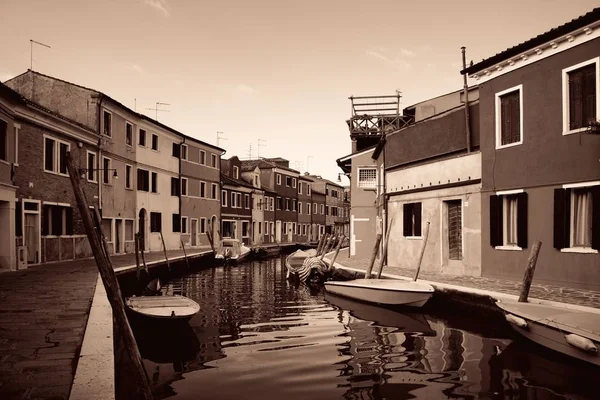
[30,39,51,71]
[257,139,267,158]
[146,102,170,121]
[306,156,313,173]
[247,143,253,159]
[217,131,227,147]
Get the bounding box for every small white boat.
[496,299,600,367]
[285,249,331,283]
[125,295,200,321]
[324,278,434,307]
[215,238,251,263]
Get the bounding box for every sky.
[1,0,597,184]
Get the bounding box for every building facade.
[463,9,600,289]
[241,164,265,245]
[221,157,253,244]
[297,176,313,242]
[311,190,326,241]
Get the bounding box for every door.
[24,213,40,264]
[275,221,282,242]
[115,219,122,254]
[191,219,198,246]
[447,200,463,260]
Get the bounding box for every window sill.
[126,144,133,148]
[0,159,10,165]
[562,128,589,136]
[560,247,598,254]
[495,245,523,251]
[495,141,523,150]
[126,187,133,191]
[405,236,423,240]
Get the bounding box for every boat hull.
[125,295,200,322]
[324,279,434,307]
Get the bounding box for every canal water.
[131,257,598,400]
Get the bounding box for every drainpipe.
[96,94,104,215]
[179,138,184,235]
[461,46,471,154]
[382,136,388,266]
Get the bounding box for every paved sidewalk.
[327,249,600,309]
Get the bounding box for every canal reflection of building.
[338,311,507,399]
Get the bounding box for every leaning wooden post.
[519,241,542,303]
[315,234,325,255]
[159,231,171,272]
[376,217,395,279]
[413,222,431,281]
[365,234,383,279]
[206,223,216,253]
[134,233,141,280]
[319,234,332,260]
[65,153,153,400]
[318,233,329,256]
[329,235,345,267]
[140,241,149,274]
[181,239,190,269]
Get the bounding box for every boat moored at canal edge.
[215,239,252,263]
[324,278,434,307]
[126,295,200,322]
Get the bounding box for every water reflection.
[131,257,597,400]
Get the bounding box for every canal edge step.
[322,251,600,316]
[69,274,115,400]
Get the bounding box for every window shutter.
[582,65,597,126]
[592,186,600,250]
[553,189,570,249]
[511,94,521,144]
[516,192,528,248]
[172,143,180,158]
[403,204,410,236]
[569,70,583,130]
[414,202,422,236]
[42,205,49,236]
[489,195,502,247]
[66,207,74,235]
[172,214,181,233]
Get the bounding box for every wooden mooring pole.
[159,231,171,272]
[315,234,325,255]
[320,234,332,260]
[206,222,216,254]
[181,239,190,269]
[413,222,431,281]
[376,217,395,279]
[65,153,153,400]
[519,241,542,303]
[134,233,141,280]
[365,233,383,279]
[329,235,345,268]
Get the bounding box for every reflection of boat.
[324,278,434,307]
[285,249,331,284]
[215,239,251,263]
[132,320,201,364]
[325,292,436,335]
[496,300,600,367]
[125,295,200,321]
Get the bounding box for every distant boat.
[126,295,200,321]
[285,249,331,284]
[324,278,434,308]
[496,299,600,367]
[215,238,251,263]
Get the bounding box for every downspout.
[382,135,388,266]
[96,94,104,215]
[461,46,471,154]
[179,138,184,232]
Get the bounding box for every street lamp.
[79,168,118,180]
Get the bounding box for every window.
[139,129,147,146]
[554,184,599,252]
[320,204,324,214]
[277,174,282,185]
[285,198,290,211]
[236,193,241,208]
[495,85,523,148]
[358,168,377,189]
[172,214,181,232]
[102,157,111,184]
[86,151,97,182]
[231,192,236,208]
[103,111,111,137]
[138,169,150,192]
[563,59,599,134]
[151,172,158,193]
[222,221,234,238]
[125,122,133,146]
[0,119,6,161]
[200,150,206,165]
[171,177,180,196]
[172,142,181,158]
[244,194,250,209]
[125,220,134,241]
[181,144,188,160]
[325,205,329,216]
[200,181,206,198]
[125,165,132,189]
[181,178,188,196]
[258,221,262,234]
[181,216,188,234]
[286,176,292,187]
[151,134,158,151]
[307,203,311,215]
[299,202,303,214]
[150,212,162,232]
[292,199,297,212]
[264,221,269,235]
[254,175,258,187]
[233,166,239,179]
[44,136,70,175]
[42,204,73,236]
[211,154,217,168]
[307,185,311,195]
[490,192,528,249]
[403,202,422,238]
[242,221,250,237]
[212,183,218,200]
[277,196,282,210]
[200,218,206,234]
[101,219,112,241]
[292,178,297,188]
[313,203,317,214]
[222,190,227,207]
[270,197,274,211]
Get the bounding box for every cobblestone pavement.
[0,246,213,400]
[326,249,600,309]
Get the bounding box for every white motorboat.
[285,249,331,283]
[324,278,434,308]
[496,299,600,367]
[125,295,200,321]
[215,238,251,263]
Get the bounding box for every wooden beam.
[413,222,431,281]
[365,234,382,279]
[519,241,542,302]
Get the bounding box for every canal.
[127,256,598,400]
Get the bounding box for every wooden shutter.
[553,189,570,249]
[172,214,181,233]
[592,186,600,250]
[172,143,180,158]
[66,208,73,235]
[489,195,502,247]
[42,205,49,236]
[582,65,597,126]
[500,96,511,145]
[569,69,584,130]
[511,94,521,144]
[403,203,411,237]
[414,202,422,236]
[516,192,528,249]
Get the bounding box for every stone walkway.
[326,249,600,309]
[0,246,213,400]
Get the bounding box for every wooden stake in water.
[134,233,141,280]
[65,152,153,400]
[329,235,345,268]
[159,231,171,272]
[376,217,395,279]
[365,234,383,279]
[413,222,431,281]
[519,241,542,303]
[181,239,190,269]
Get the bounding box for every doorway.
[115,219,122,254]
[191,219,198,246]
[23,200,41,265]
[138,208,147,251]
[275,221,282,242]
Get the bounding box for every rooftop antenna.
[145,102,170,121]
[217,131,227,147]
[247,143,252,159]
[306,156,313,173]
[30,39,51,71]
[257,139,267,158]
